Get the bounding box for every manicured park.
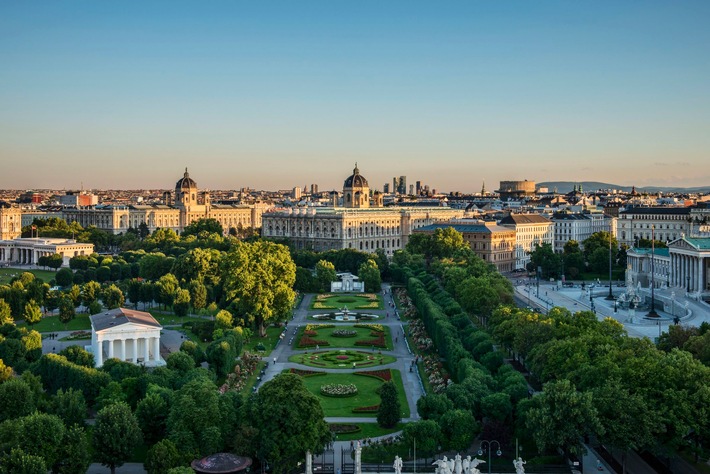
[292,369,410,419]
[309,293,383,310]
[289,350,396,368]
[296,324,392,349]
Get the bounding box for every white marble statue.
[513,457,526,474]
[393,456,403,474]
[433,457,452,474]
[454,454,463,474]
[468,458,485,474]
[462,456,470,474]
[447,456,454,474]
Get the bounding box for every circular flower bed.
[336,355,349,360]
[332,329,357,337]
[320,383,358,397]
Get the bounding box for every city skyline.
[2,1,709,191]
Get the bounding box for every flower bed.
[355,332,386,348]
[64,330,91,341]
[408,319,433,351]
[332,329,357,337]
[320,383,358,397]
[289,368,326,377]
[330,423,361,434]
[352,404,380,413]
[423,355,451,394]
[306,324,334,331]
[299,336,330,348]
[219,351,262,394]
[355,369,392,382]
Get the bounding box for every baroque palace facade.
[261,165,465,255]
[62,169,267,235]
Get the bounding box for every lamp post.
[647,226,659,317]
[478,440,502,474]
[607,233,614,300]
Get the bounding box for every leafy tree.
[88,301,103,315]
[0,448,47,474]
[139,253,172,280]
[93,402,143,474]
[55,268,74,286]
[205,333,241,377]
[480,392,513,422]
[251,374,331,474]
[145,439,182,474]
[182,218,223,237]
[0,378,35,421]
[0,359,12,382]
[315,260,337,292]
[22,300,42,327]
[167,377,225,458]
[525,379,601,457]
[439,409,478,451]
[156,274,180,309]
[527,242,562,279]
[358,259,382,293]
[102,284,125,309]
[58,296,76,329]
[222,241,296,337]
[187,280,207,311]
[377,381,401,428]
[173,289,191,317]
[416,393,453,421]
[66,284,82,307]
[126,279,142,309]
[0,299,13,325]
[56,424,91,474]
[53,388,88,427]
[215,309,234,330]
[136,392,170,444]
[59,344,98,368]
[402,420,441,459]
[16,412,66,470]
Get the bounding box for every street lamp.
[647,226,659,317]
[606,234,614,300]
[478,440,502,474]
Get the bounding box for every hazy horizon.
[2,1,709,192]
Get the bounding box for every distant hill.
[538,182,710,194]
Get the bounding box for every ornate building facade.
[0,203,22,240]
[261,165,464,255]
[414,220,517,272]
[62,169,267,235]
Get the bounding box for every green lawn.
[289,350,396,369]
[297,370,410,418]
[149,312,211,327]
[310,293,383,311]
[18,313,92,332]
[331,422,404,442]
[243,325,285,356]
[296,325,392,350]
[0,267,58,286]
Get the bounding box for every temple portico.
[668,237,710,297]
[0,238,94,266]
[90,308,165,367]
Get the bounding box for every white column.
[132,338,138,362]
[143,337,149,362]
[153,336,160,362]
[107,338,114,359]
[120,339,126,361]
[95,337,103,367]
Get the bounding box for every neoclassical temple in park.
[0,237,94,266]
[89,308,165,367]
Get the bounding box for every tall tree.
[58,297,76,329]
[377,381,401,428]
[315,260,337,292]
[358,259,382,293]
[222,241,296,337]
[251,374,331,474]
[22,300,42,327]
[173,289,191,317]
[93,402,143,474]
[0,299,13,325]
[102,284,125,309]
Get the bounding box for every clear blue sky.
[1,1,709,192]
